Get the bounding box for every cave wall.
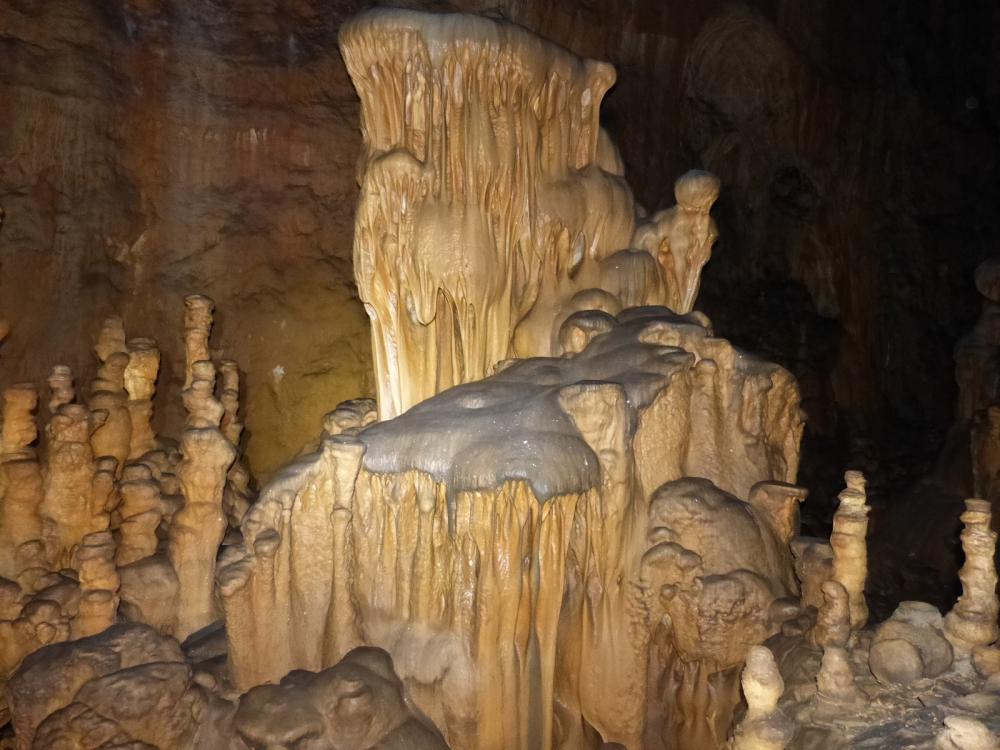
[2,0,998,491]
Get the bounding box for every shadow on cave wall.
[597,0,999,615]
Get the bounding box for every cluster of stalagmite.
[342,9,720,419]
[0,295,246,691]
[219,306,805,750]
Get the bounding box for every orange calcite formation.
[342,10,721,419]
[2,10,998,750]
[829,470,870,631]
[944,499,999,658]
[220,305,804,750]
[0,294,249,685]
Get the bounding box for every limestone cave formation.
[1,2,999,749]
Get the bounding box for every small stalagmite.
[41,403,100,567]
[117,463,164,566]
[732,646,793,750]
[93,316,126,364]
[812,580,861,704]
[47,365,75,413]
[829,470,870,631]
[183,295,214,388]
[72,531,120,638]
[89,352,132,472]
[219,359,243,446]
[810,580,850,650]
[170,358,236,639]
[944,499,999,658]
[124,337,160,459]
[1,383,38,458]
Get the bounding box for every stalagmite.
[46,365,75,413]
[71,531,120,638]
[811,578,859,705]
[732,646,793,750]
[633,170,721,314]
[810,580,850,650]
[790,538,833,611]
[124,337,160,459]
[1,383,38,458]
[93,316,126,364]
[944,499,999,658]
[170,358,236,639]
[220,308,803,750]
[182,295,214,388]
[88,351,132,472]
[116,463,163,566]
[829,470,870,631]
[41,403,100,567]
[219,359,242,446]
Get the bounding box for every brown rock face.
[0,0,374,477]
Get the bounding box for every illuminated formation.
[0,295,242,684]
[1,9,999,750]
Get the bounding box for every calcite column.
[944,499,999,658]
[71,530,120,638]
[183,295,214,388]
[46,365,75,413]
[170,359,236,639]
[124,337,160,459]
[829,470,869,631]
